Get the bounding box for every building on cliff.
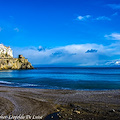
[0,44,34,70]
[0,44,13,58]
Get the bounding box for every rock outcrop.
[0,44,34,70]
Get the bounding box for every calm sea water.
[0,67,120,90]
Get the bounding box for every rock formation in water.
[0,44,34,70]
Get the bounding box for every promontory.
[0,44,34,70]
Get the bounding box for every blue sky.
[0,0,120,66]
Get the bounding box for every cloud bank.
[12,42,120,66]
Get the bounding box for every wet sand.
[0,86,120,120]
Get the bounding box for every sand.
[0,86,120,120]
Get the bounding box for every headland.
[0,44,34,70]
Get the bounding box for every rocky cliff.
[0,44,34,70]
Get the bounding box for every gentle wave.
[21,83,38,87]
[0,81,13,84]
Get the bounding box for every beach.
[0,0,120,119]
[0,86,120,120]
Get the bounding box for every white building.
[0,44,13,58]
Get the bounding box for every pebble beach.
[0,86,120,120]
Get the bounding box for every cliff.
[0,44,34,70]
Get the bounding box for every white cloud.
[77,15,91,21]
[77,16,84,20]
[115,61,120,65]
[14,28,19,32]
[12,43,120,66]
[96,16,111,21]
[105,60,120,66]
[105,33,120,40]
[107,4,120,9]
[38,46,45,51]
[77,15,112,22]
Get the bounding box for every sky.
[0,0,120,66]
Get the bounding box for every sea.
[0,67,120,90]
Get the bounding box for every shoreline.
[1,83,120,91]
[0,86,120,120]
